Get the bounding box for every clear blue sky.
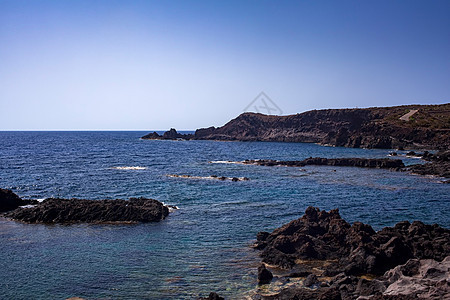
[1,0,449,130]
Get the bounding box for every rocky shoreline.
[1,189,170,224]
[248,207,450,299]
[210,153,450,180]
[142,104,450,150]
[201,207,450,299]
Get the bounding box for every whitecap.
[208,160,244,164]
[111,166,147,170]
[19,205,36,208]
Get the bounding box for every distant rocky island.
[142,103,450,150]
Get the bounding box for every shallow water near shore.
[0,131,448,299]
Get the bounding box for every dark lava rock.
[141,131,161,139]
[0,189,38,213]
[5,197,169,224]
[244,157,404,169]
[192,104,450,150]
[142,128,193,140]
[406,150,450,178]
[303,274,318,287]
[197,292,224,300]
[256,207,450,275]
[258,264,273,285]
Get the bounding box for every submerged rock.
[197,292,224,300]
[5,197,169,224]
[257,264,273,285]
[0,189,38,212]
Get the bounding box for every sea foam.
[111,166,147,170]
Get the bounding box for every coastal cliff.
[143,103,450,150]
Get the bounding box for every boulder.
[257,264,273,285]
[0,189,38,212]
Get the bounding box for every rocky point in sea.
[0,188,38,212]
[250,207,450,300]
[1,189,170,224]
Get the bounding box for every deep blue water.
[0,131,448,299]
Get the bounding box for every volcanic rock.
[5,197,169,224]
[192,104,450,150]
[257,264,273,285]
[0,189,38,212]
[256,207,449,275]
[243,157,404,169]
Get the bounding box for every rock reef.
[242,157,405,170]
[406,150,450,178]
[4,195,169,224]
[252,207,450,299]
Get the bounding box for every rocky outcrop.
[0,188,38,212]
[252,207,450,300]
[255,207,449,275]
[141,128,193,140]
[406,150,450,178]
[197,292,224,300]
[382,256,450,299]
[5,197,169,224]
[243,157,405,169]
[253,257,450,300]
[258,264,273,285]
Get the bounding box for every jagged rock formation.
[5,197,169,224]
[406,150,450,178]
[141,128,193,140]
[252,207,450,300]
[255,207,449,275]
[0,188,38,212]
[143,104,450,150]
[242,157,404,169]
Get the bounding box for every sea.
[0,131,448,299]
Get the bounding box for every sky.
[0,0,449,130]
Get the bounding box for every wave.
[19,204,36,208]
[167,174,250,181]
[111,166,147,170]
[208,160,244,164]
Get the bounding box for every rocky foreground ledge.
[1,189,169,224]
[251,207,450,299]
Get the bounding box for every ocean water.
[0,131,448,299]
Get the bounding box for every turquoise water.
[0,131,448,299]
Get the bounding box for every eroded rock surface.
[243,157,404,169]
[255,207,449,275]
[252,207,450,300]
[5,197,169,224]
